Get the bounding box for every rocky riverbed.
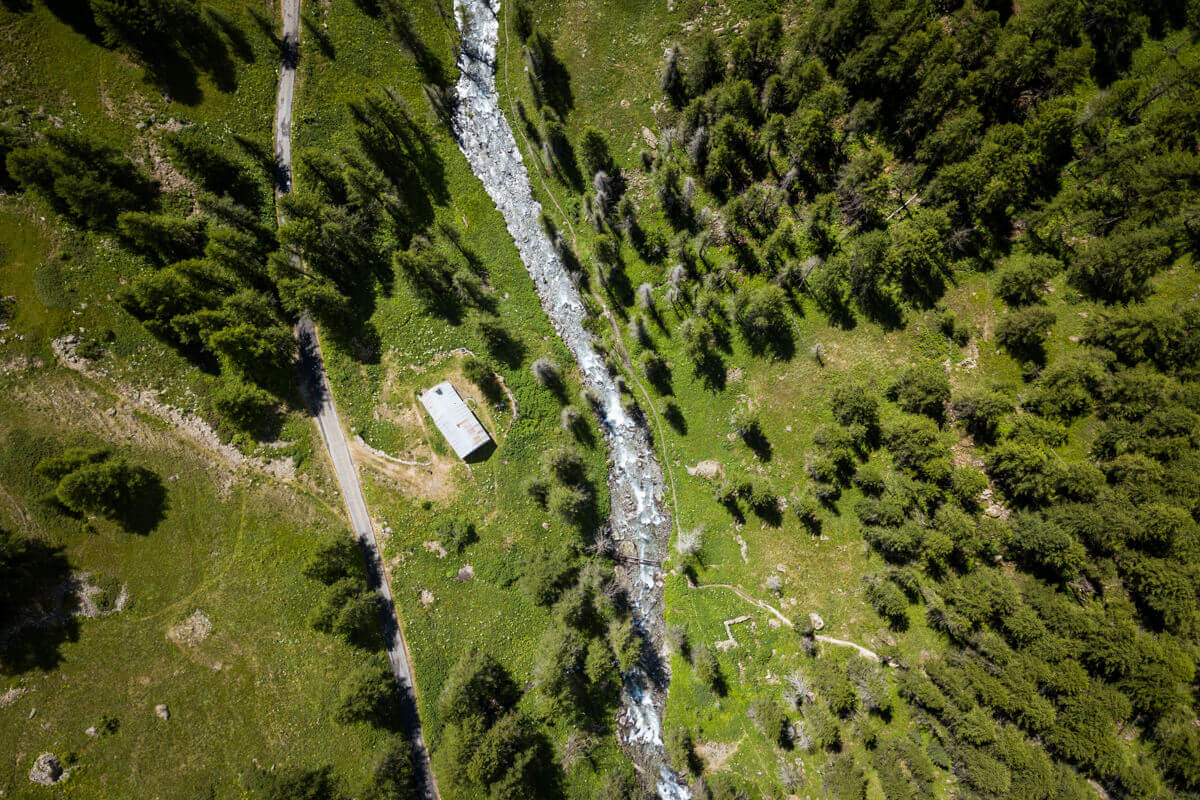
[451,2,688,796]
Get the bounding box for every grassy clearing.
[0,367,382,798]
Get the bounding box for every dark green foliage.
[36,447,164,533]
[117,211,208,264]
[993,253,1061,306]
[732,281,791,357]
[949,465,988,509]
[824,672,858,717]
[822,753,867,800]
[334,663,398,727]
[666,727,700,775]
[951,387,1012,442]
[996,307,1056,365]
[438,647,520,727]
[691,644,722,693]
[211,380,277,438]
[362,744,419,800]
[578,127,613,178]
[519,546,576,607]
[831,381,879,431]
[883,414,950,482]
[1007,515,1086,582]
[0,527,70,621]
[984,440,1064,508]
[314,582,379,647]
[751,696,789,747]
[436,519,476,554]
[247,765,347,800]
[7,129,155,227]
[1024,355,1108,420]
[685,34,723,97]
[1068,228,1172,303]
[888,363,950,421]
[549,483,593,526]
[163,131,262,206]
[512,0,534,41]
[303,536,363,585]
[461,355,502,404]
[865,576,909,630]
[1083,305,1200,376]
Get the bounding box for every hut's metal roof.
[419,381,491,459]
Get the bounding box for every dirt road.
[295,317,438,798]
[274,2,437,796]
[273,0,299,195]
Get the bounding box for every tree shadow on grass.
[113,467,169,535]
[207,9,256,63]
[302,14,335,60]
[41,0,103,43]
[0,541,78,675]
[693,352,727,392]
[741,428,772,462]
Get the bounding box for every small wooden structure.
[419,381,492,459]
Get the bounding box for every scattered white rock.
[28,753,63,786]
[422,541,448,558]
[809,612,825,631]
[0,687,26,707]
[167,610,212,647]
[155,704,170,721]
[418,589,435,609]
[85,726,98,737]
[685,460,724,481]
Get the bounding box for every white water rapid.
[451,2,689,797]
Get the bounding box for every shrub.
[437,519,477,553]
[666,727,700,775]
[691,645,722,693]
[334,663,398,727]
[993,253,1061,306]
[752,697,789,747]
[531,357,561,389]
[213,380,277,437]
[996,307,1056,364]
[831,381,879,430]
[550,484,593,525]
[887,362,950,421]
[303,536,363,584]
[949,465,988,509]
[865,577,909,630]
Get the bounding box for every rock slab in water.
[29,753,64,785]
